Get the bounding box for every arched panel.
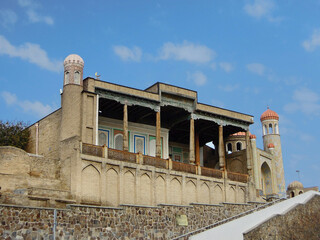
[106,168,119,206]
[169,178,181,205]
[155,176,166,204]
[185,180,197,204]
[228,159,244,174]
[123,170,135,204]
[261,162,272,195]
[81,165,100,203]
[199,182,210,204]
[213,185,223,204]
[140,173,152,205]
[238,188,246,203]
[227,186,236,203]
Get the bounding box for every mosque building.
[0,54,287,207]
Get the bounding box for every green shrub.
[0,121,30,150]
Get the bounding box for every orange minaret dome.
[260,107,279,122]
[267,143,275,148]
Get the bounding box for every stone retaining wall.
[244,195,320,240]
[0,201,264,239]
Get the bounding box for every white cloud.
[302,29,320,52]
[1,91,18,105]
[244,0,281,22]
[18,0,36,8]
[158,41,215,63]
[1,91,53,118]
[27,9,54,25]
[219,84,239,92]
[187,71,207,86]
[0,9,18,28]
[284,88,320,116]
[113,46,142,62]
[0,35,62,72]
[210,62,217,70]
[246,63,265,76]
[219,62,233,73]
[18,0,54,25]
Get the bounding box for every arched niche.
[261,162,272,195]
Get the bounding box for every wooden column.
[189,117,195,164]
[245,131,252,176]
[156,110,161,158]
[195,132,200,166]
[123,104,128,151]
[218,125,225,170]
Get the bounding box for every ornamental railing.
[143,155,167,169]
[82,143,103,157]
[108,148,136,163]
[201,167,223,179]
[227,172,248,183]
[172,161,197,174]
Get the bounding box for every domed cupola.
[63,54,84,86]
[260,107,279,122]
[287,181,304,198]
[260,107,279,136]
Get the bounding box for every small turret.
[63,54,84,86]
[60,54,84,141]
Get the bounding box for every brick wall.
[0,202,263,239]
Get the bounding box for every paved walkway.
[190,191,320,240]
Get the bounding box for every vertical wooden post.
[156,110,161,158]
[246,131,252,176]
[218,125,225,171]
[189,117,195,164]
[195,132,200,166]
[123,104,128,151]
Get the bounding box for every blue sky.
[1,0,320,189]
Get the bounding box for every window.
[263,125,267,135]
[236,142,242,151]
[98,132,107,146]
[227,143,232,154]
[134,135,145,154]
[114,134,123,150]
[65,71,69,84]
[74,71,80,84]
[136,138,144,153]
[269,124,273,134]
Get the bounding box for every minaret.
[260,108,285,198]
[60,54,84,141]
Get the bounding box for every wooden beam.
[156,111,161,157]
